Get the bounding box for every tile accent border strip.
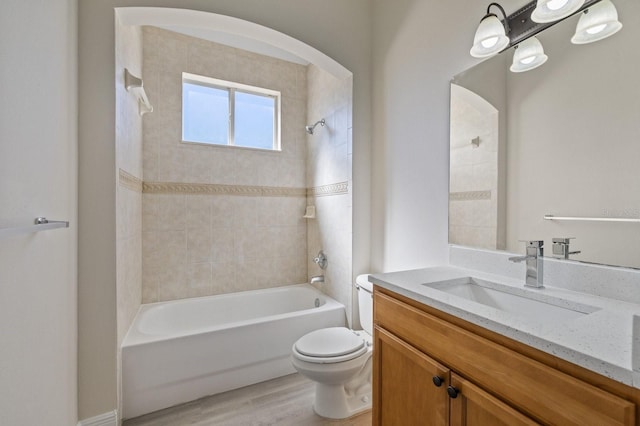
[118,169,143,193]
[143,181,307,197]
[449,190,491,201]
[141,180,350,198]
[308,181,349,197]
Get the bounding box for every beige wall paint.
[79,1,371,419]
[141,26,308,302]
[0,0,78,424]
[306,65,354,325]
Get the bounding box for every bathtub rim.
[122,283,345,348]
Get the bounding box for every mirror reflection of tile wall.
[449,84,499,250]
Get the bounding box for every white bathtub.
[121,284,346,419]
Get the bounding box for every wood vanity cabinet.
[374,325,449,425]
[373,287,639,426]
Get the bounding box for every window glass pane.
[234,91,275,150]
[182,82,229,145]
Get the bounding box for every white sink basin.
[424,277,600,324]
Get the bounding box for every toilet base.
[313,375,372,419]
[290,326,374,420]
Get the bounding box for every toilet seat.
[293,327,369,364]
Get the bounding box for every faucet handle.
[552,237,580,259]
[552,237,575,244]
[313,250,328,270]
[518,240,544,248]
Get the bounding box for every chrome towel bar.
[0,217,69,240]
[544,215,640,223]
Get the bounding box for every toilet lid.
[295,327,365,357]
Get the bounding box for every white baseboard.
[77,410,118,426]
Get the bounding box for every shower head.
[305,119,325,135]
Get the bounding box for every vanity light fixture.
[510,36,548,72]
[571,0,622,44]
[470,0,622,72]
[470,2,510,58]
[531,0,585,23]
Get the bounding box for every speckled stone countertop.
[369,266,640,388]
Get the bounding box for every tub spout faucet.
[310,275,324,284]
[509,240,544,288]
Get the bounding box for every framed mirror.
[449,0,640,269]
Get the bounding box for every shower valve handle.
[313,250,328,270]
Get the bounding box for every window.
[182,72,281,150]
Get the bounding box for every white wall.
[371,0,482,272]
[0,0,78,425]
[78,0,371,419]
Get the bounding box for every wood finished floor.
[123,373,372,426]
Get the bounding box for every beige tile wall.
[115,21,144,416]
[116,24,143,348]
[141,27,308,302]
[142,194,307,302]
[306,65,354,326]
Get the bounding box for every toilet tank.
[356,274,373,335]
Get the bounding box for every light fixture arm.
[485,2,510,34]
[470,2,512,57]
[506,0,603,47]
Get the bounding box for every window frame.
[181,72,282,151]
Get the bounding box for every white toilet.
[291,274,373,419]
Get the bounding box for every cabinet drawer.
[374,291,635,426]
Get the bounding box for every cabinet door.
[373,326,449,426]
[449,373,540,426]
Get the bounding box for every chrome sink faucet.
[509,240,544,288]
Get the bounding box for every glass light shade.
[571,0,622,44]
[470,14,510,58]
[510,37,548,72]
[531,0,585,23]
